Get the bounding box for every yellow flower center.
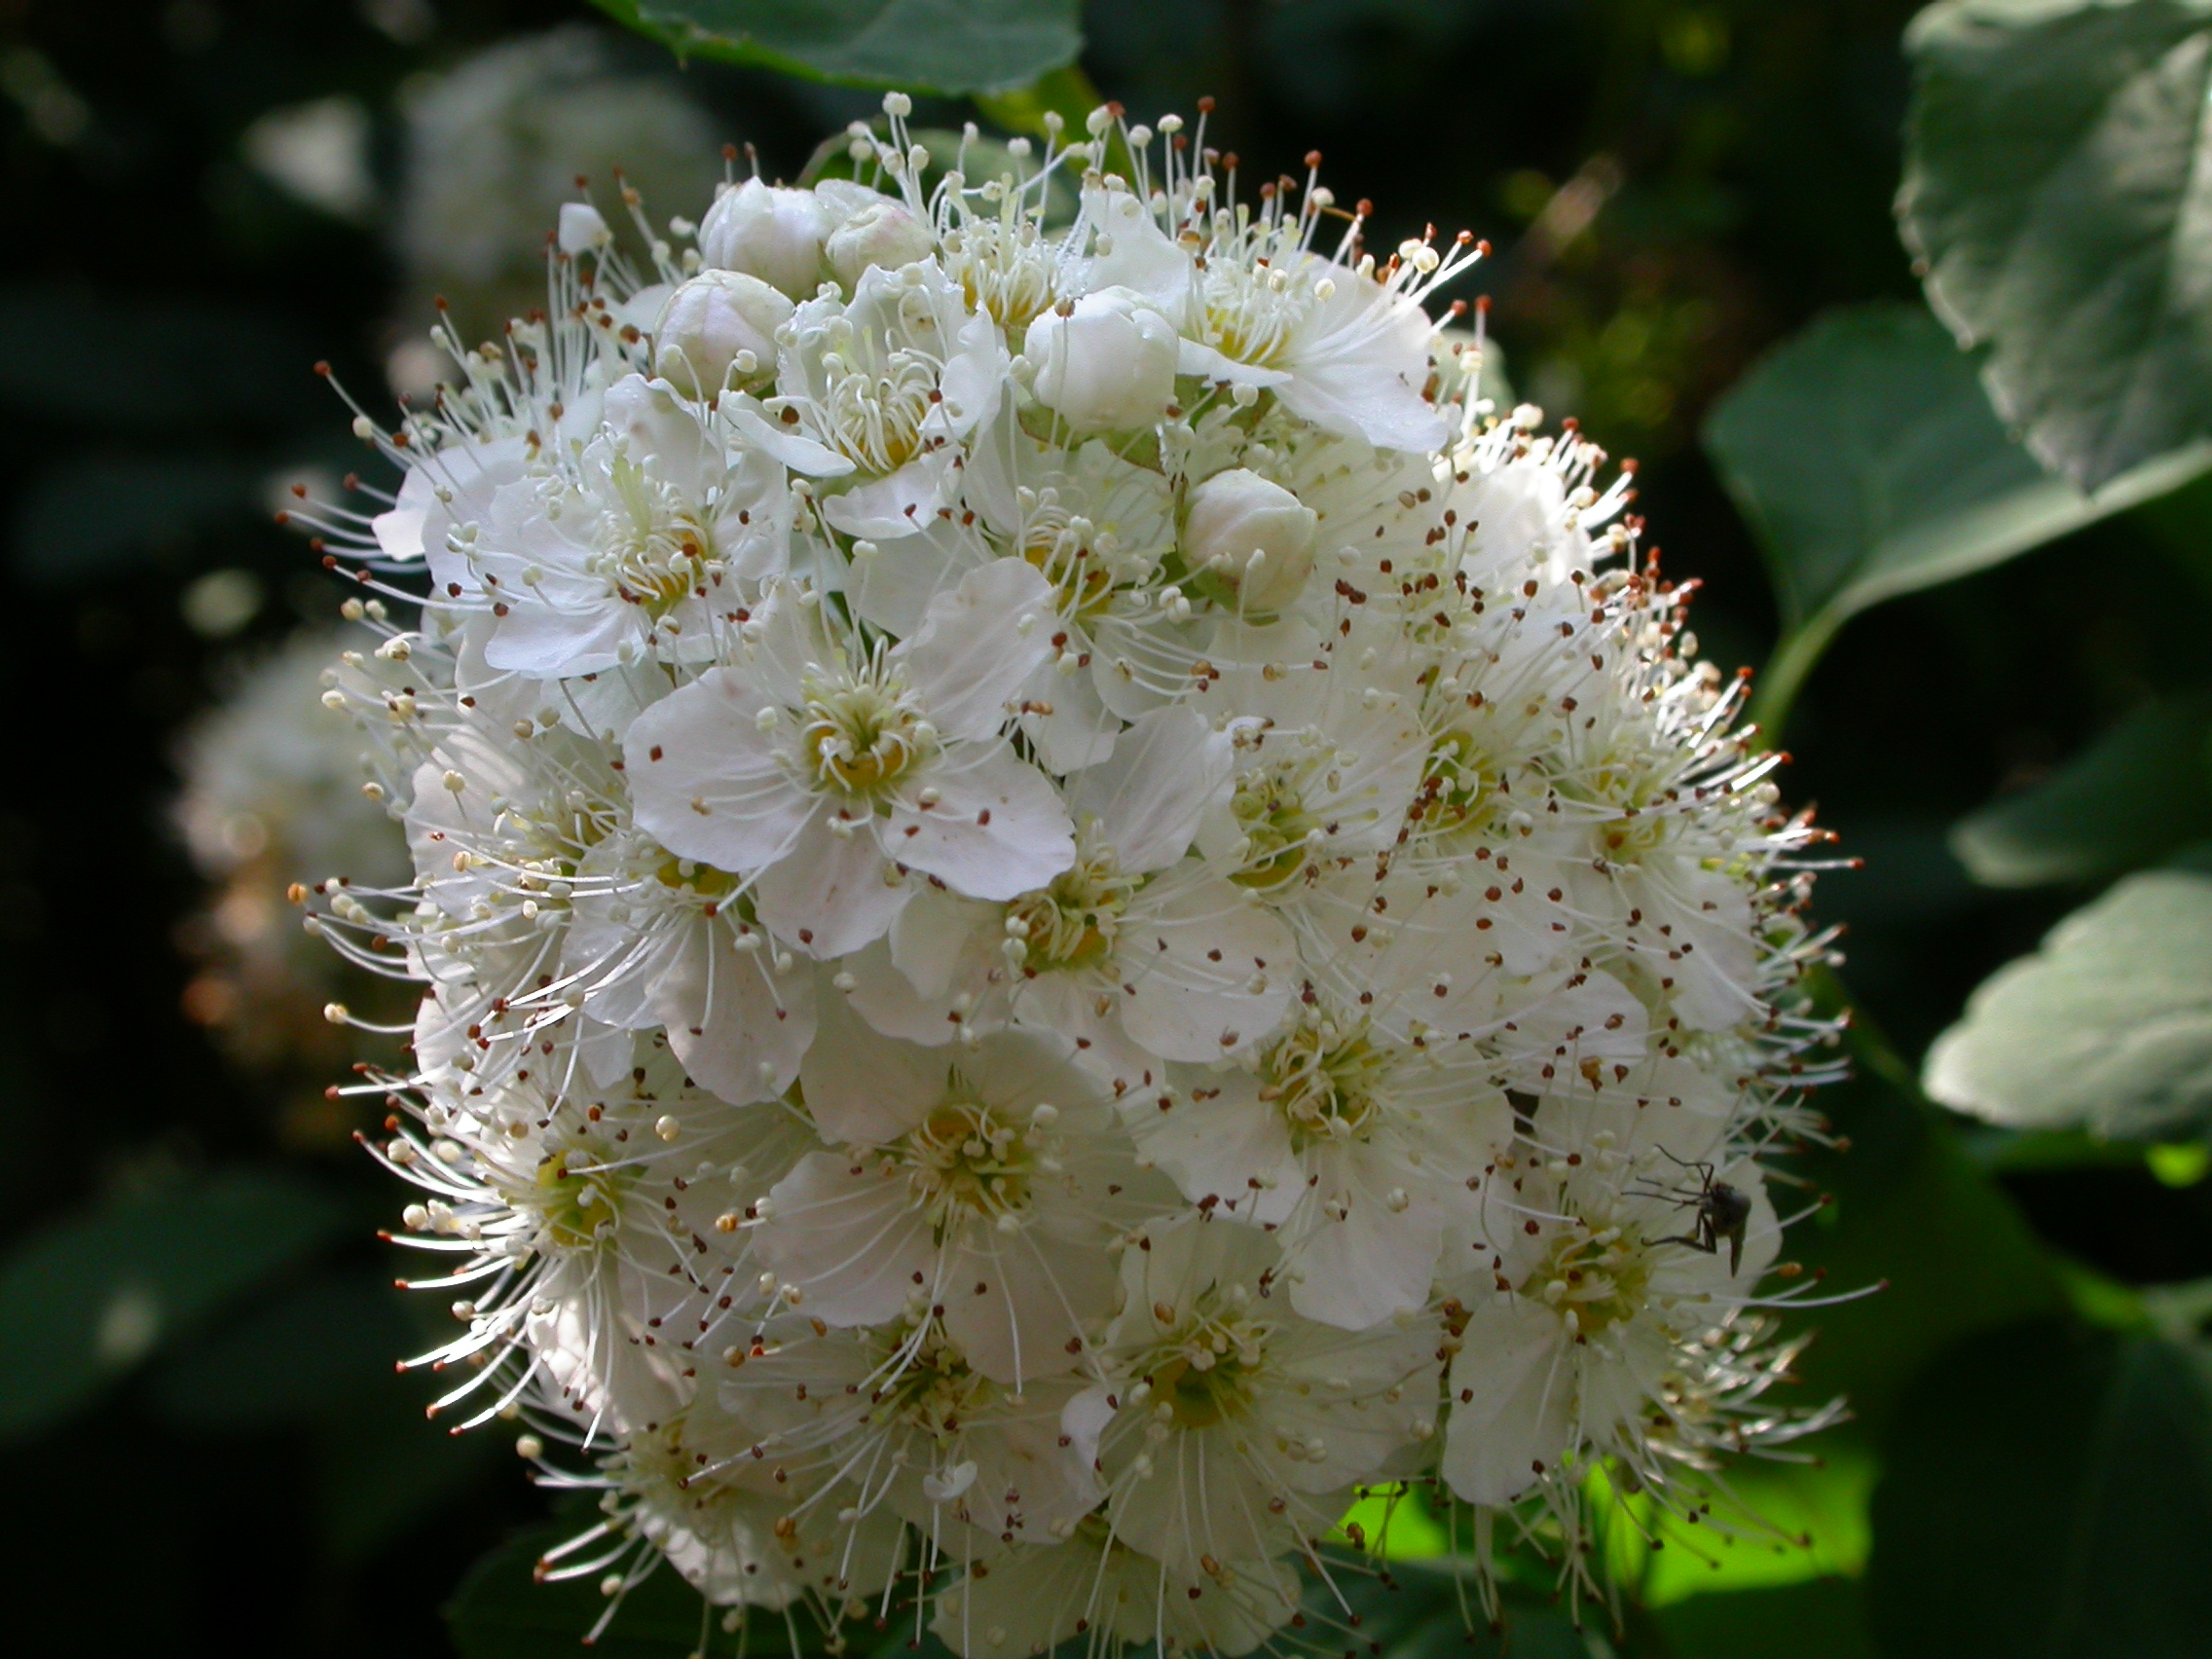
[1520,1220,1653,1338]
[797,673,933,798]
[900,1094,1037,1235]
[1005,846,1140,973]
[1258,1017,1392,1149]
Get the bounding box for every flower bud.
[697,178,831,299]
[556,203,610,255]
[1022,285,1178,433]
[1182,468,1319,612]
[652,269,793,398]
[825,200,935,289]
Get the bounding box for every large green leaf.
[1951,694,2212,886]
[1701,303,2210,731]
[593,0,1083,94]
[1925,869,2212,1138]
[1899,0,2212,492]
[150,1272,506,1561]
[1653,1579,1876,1659]
[0,1169,347,1441]
[1783,981,2063,1433]
[1867,1318,2212,1658]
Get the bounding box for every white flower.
[560,828,819,1104]
[1440,1080,1786,1508]
[1082,1220,1438,1578]
[826,198,936,289]
[1129,989,1512,1329]
[715,1316,1102,1555]
[625,561,1074,957]
[753,1016,1162,1385]
[454,375,795,678]
[841,706,1296,1083]
[1023,286,1180,433]
[934,1526,1300,1659]
[775,259,1008,537]
[1075,184,1463,453]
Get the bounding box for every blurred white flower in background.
[172,633,409,1132]
[390,26,721,374]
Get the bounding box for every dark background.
[2,0,2205,1652]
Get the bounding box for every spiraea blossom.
[287,93,1850,1656]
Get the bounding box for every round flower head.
[289,93,1847,1655]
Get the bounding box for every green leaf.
[314,1366,509,1564]
[1328,1556,1661,1659]
[1652,1578,1876,1659]
[147,1272,418,1431]
[1784,981,2063,1434]
[1867,1318,2212,1658]
[149,1272,507,1561]
[1951,695,2212,887]
[593,0,1083,95]
[1924,869,2212,1139]
[1899,0,2212,492]
[1701,303,2210,733]
[1597,1441,1878,1605]
[0,1169,347,1442]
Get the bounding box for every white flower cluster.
[297,98,1842,1655]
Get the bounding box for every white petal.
[1118,879,1296,1061]
[1283,1152,1446,1329]
[821,451,956,538]
[941,1227,1117,1385]
[799,992,953,1143]
[626,667,813,873]
[898,559,1057,742]
[1440,1299,1574,1506]
[754,1154,934,1327]
[890,883,998,999]
[658,916,817,1103]
[1064,705,1232,874]
[755,817,911,957]
[1017,662,1119,774]
[725,402,856,476]
[1122,1072,1299,1225]
[886,750,1075,903]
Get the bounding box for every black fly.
[1632,1151,1754,1276]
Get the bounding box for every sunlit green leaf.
[1702,303,2210,731]
[1900,0,2212,491]
[1950,695,2212,887]
[592,0,1083,94]
[1925,870,2212,1139]
[1597,1442,1877,1604]
[0,1170,347,1442]
[1868,1318,2212,1658]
